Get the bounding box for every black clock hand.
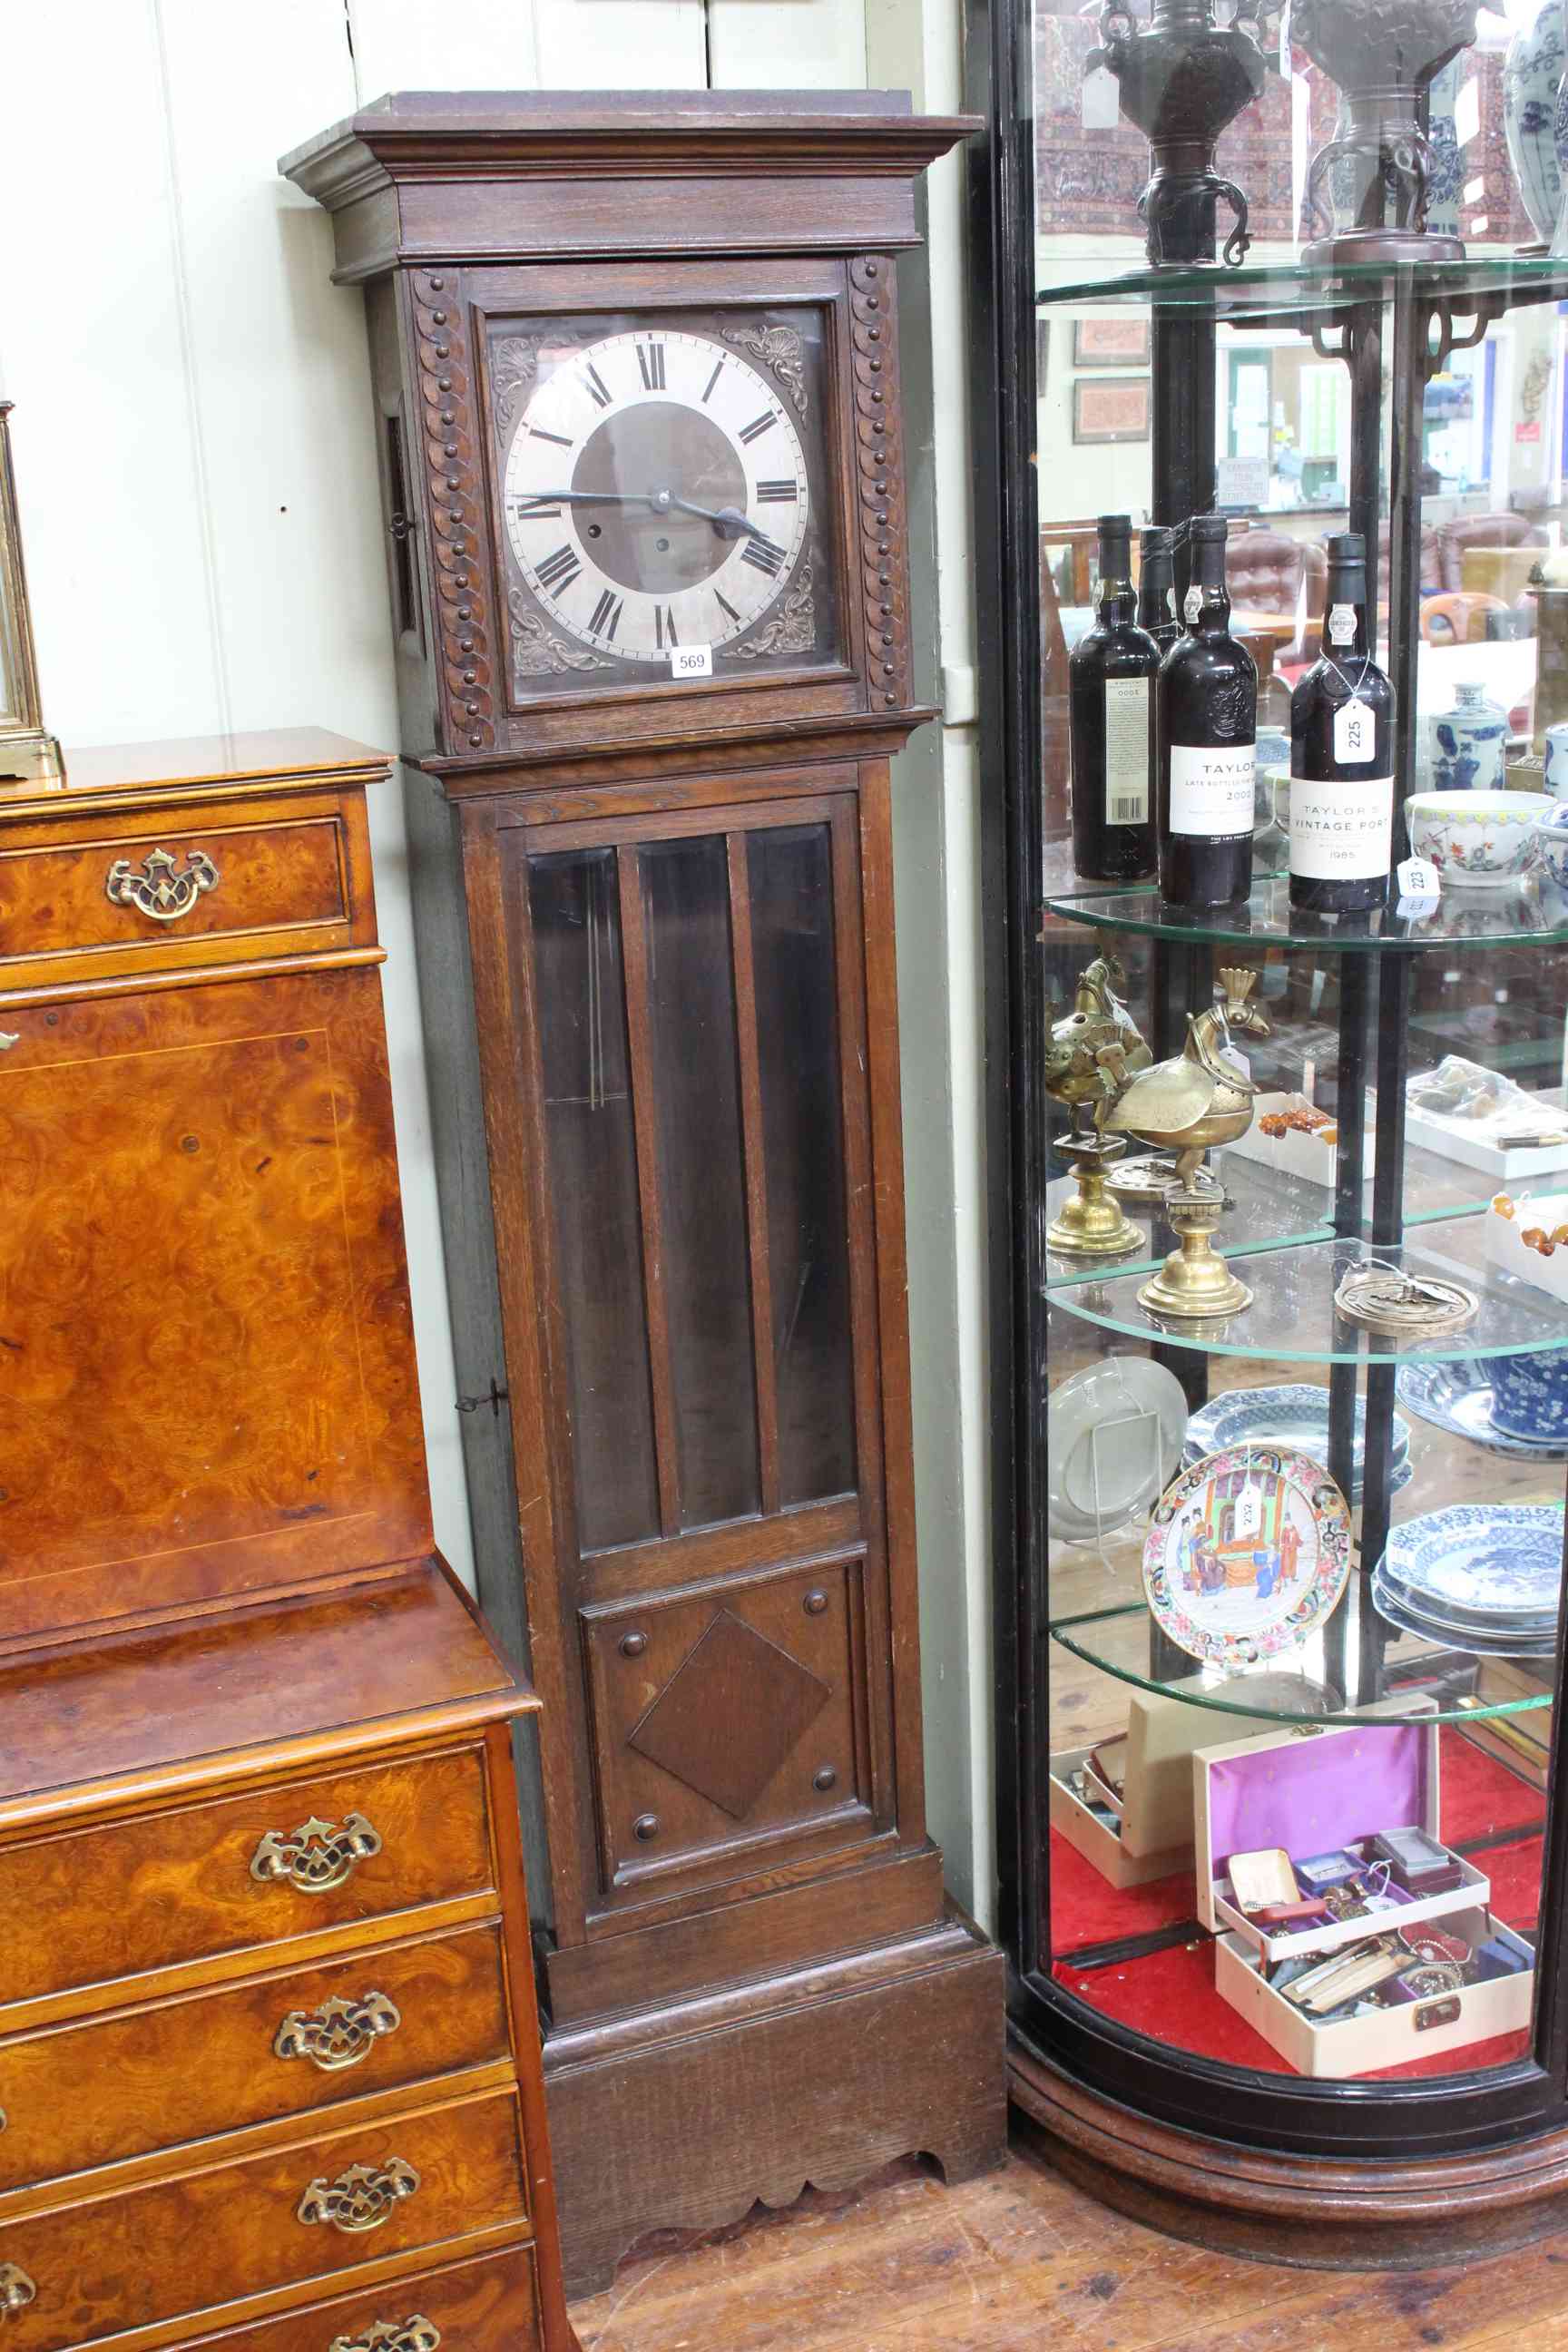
[661,494,766,543]
[513,490,649,510]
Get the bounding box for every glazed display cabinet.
[974,0,1568,2266]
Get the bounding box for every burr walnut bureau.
[0,729,577,2352]
[281,93,1007,2293]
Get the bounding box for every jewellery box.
[1050,1683,1279,1890]
[1193,1711,1490,1965]
[1216,1906,1534,2078]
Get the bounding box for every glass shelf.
[1045,1594,1555,1729]
[1035,252,1568,324]
[1044,1142,1507,1291]
[1045,1218,1568,1363]
[1043,875,1568,955]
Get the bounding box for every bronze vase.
[1091,0,1273,267]
[1293,0,1487,263]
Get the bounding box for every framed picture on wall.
[1073,318,1152,368]
[1073,377,1151,446]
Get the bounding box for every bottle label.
[1183,585,1204,624]
[1328,603,1359,648]
[1334,697,1377,765]
[1289,774,1394,880]
[1103,676,1152,825]
[1169,742,1254,838]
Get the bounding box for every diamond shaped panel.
[627,1608,832,1820]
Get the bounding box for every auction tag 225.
[671,643,713,680]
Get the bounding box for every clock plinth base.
[546,1904,1005,2298]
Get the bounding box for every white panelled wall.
[0,0,992,1925]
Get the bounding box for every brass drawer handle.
[274,1989,402,2073]
[0,2265,34,2321]
[250,1810,382,1894]
[329,2321,441,2352]
[104,846,220,922]
[298,2158,420,2235]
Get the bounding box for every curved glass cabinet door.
[975,0,1568,2249]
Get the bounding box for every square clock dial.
[485,306,842,700]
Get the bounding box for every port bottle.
[1157,514,1258,907]
[1068,514,1160,881]
[1289,532,1395,914]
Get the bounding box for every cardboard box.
[1485,1188,1568,1305]
[1216,1907,1534,2078]
[1048,1681,1296,1891]
[1194,1710,1489,1966]
[1048,1749,1192,1890]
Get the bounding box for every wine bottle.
[1138,525,1181,657]
[1289,533,1395,914]
[1157,514,1257,908]
[1068,514,1160,882]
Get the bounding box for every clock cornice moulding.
[279,90,982,218]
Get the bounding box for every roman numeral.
[714,590,740,624]
[655,603,678,649]
[637,341,667,391]
[529,426,573,448]
[756,479,797,503]
[583,360,612,409]
[589,588,622,642]
[701,358,724,404]
[740,534,787,578]
[535,543,582,593]
[739,412,777,446]
[512,499,562,519]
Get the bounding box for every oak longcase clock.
[283,90,1004,2300]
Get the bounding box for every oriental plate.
[1396,1360,1568,1461]
[1142,1444,1354,1668]
[1181,1382,1412,1504]
[1380,1504,1565,1631]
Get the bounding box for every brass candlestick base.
[1137,1179,1252,1319]
[1049,1132,1142,1258]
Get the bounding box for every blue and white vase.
[1488,1349,1568,1441]
[1426,58,1465,243]
[1428,681,1510,793]
[1508,0,1568,244]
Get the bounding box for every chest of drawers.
[0,733,577,2349]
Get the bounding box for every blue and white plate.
[1373,1569,1561,1660]
[1396,1360,1568,1461]
[1182,1383,1411,1504]
[1381,1504,1565,1632]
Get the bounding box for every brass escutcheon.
[328,2321,442,2352]
[274,1989,402,2073]
[250,1811,382,1894]
[297,2157,420,2235]
[104,845,220,922]
[0,2266,34,2321]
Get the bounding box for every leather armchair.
[1227,526,1327,662]
[1437,512,1547,593]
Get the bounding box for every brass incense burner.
[1043,956,1152,1258]
[1104,967,1269,1317]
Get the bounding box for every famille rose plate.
[1142,1444,1355,1669]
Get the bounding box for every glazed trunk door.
[503,792,894,1928]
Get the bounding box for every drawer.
[177,2245,542,2352]
[0,2089,527,2352]
[0,1750,493,2012]
[0,1925,511,2193]
[0,799,368,985]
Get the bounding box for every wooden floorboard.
[568,2133,1568,2350]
